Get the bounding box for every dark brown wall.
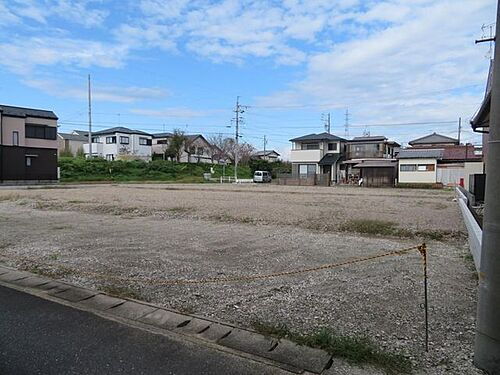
[0,145,58,181]
[361,167,395,187]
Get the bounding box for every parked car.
[253,170,272,183]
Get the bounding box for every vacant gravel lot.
[0,184,478,374]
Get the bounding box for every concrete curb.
[0,264,334,374]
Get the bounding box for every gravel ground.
[0,184,480,374]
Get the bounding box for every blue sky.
[0,0,495,158]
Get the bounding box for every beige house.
[252,150,280,162]
[398,150,440,184]
[57,132,87,155]
[152,133,225,164]
[0,104,58,182]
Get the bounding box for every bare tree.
[223,138,255,165]
[208,133,231,163]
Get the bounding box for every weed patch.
[99,284,146,301]
[252,322,412,374]
[338,219,400,237]
[21,263,75,278]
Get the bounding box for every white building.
[82,127,152,161]
[152,133,226,164]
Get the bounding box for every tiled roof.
[151,132,173,138]
[442,146,481,161]
[350,136,387,142]
[0,104,58,120]
[290,132,346,142]
[58,132,88,141]
[408,133,458,146]
[91,127,151,136]
[253,150,280,156]
[397,149,444,159]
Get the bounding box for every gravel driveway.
[0,184,479,374]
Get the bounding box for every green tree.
[166,129,187,162]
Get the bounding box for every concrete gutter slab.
[175,317,211,335]
[268,339,332,374]
[139,309,191,330]
[197,323,232,343]
[9,276,51,288]
[0,271,30,282]
[35,281,71,293]
[78,294,125,311]
[108,301,158,321]
[218,328,277,357]
[49,287,99,302]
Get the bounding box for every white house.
[289,132,346,182]
[82,127,152,161]
[398,149,441,184]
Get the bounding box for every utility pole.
[263,135,267,155]
[325,113,331,134]
[344,109,349,137]
[88,74,92,158]
[458,117,462,144]
[233,96,246,182]
[474,1,500,372]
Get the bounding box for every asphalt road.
[0,285,285,375]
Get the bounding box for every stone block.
[197,323,233,343]
[175,318,211,335]
[217,328,276,357]
[108,301,158,321]
[139,309,191,330]
[78,294,125,311]
[49,287,99,302]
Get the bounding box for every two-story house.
[0,104,59,183]
[343,136,400,185]
[82,127,152,161]
[289,132,347,183]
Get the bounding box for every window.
[139,137,151,146]
[120,136,129,144]
[12,131,19,146]
[157,139,168,145]
[328,143,337,151]
[400,164,417,172]
[189,146,196,154]
[197,147,204,155]
[25,124,56,140]
[418,164,435,171]
[106,154,115,161]
[25,155,37,166]
[92,136,101,143]
[299,164,316,175]
[302,143,319,150]
[106,136,116,144]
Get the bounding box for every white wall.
[84,132,152,160]
[290,149,322,162]
[398,158,437,183]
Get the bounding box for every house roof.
[349,136,387,142]
[471,59,493,131]
[58,132,88,141]
[353,160,397,168]
[408,133,458,146]
[290,132,346,142]
[91,127,152,136]
[0,104,58,120]
[151,132,173,138]
[397,149,443,159]
[253,150,280,157]
[318,153,343,166]
[441,145,482,161]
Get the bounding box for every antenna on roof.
[344,109,349,137]
[87,74,92,158]
[322,112,331,134]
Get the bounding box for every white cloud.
[22,78,168,103]
[130,107,209,118]
[6,0,108,27]
[258,0,494,131]
[0,37,128,74]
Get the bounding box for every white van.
[253,170,272,183]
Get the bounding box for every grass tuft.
[99,284,145,301]
[252,322,412,374]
